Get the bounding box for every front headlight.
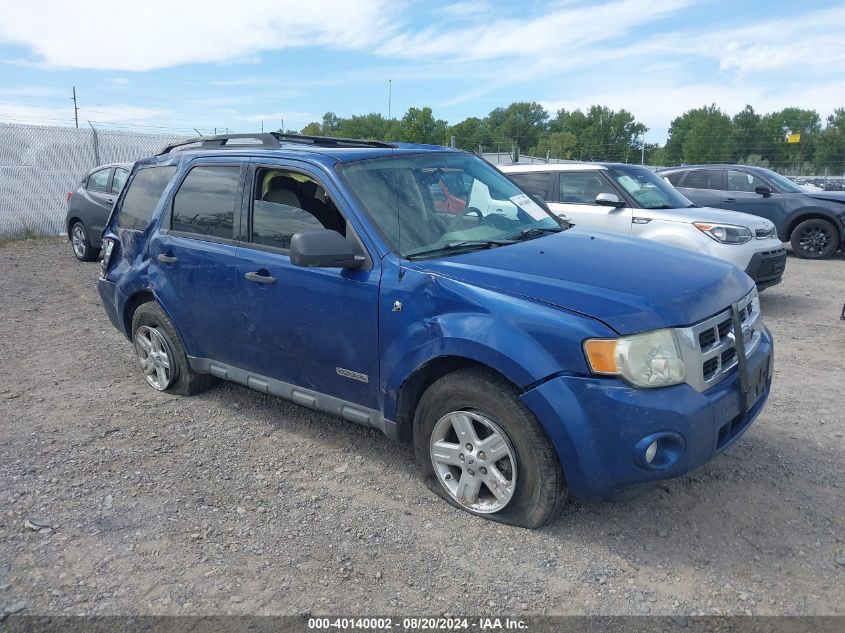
[693,222,753,244]
[584,329,686,388]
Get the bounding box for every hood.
[656,206,776,231]
[805,191,845,206]
[409,228,753,335]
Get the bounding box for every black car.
[658,164,845,259]
[66,162,132,261]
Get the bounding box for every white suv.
[500,162,786,289]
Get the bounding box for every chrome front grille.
[676,289,762,392]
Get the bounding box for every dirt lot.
[0,237,842,617]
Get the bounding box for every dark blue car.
[97,133,774,527]
[659,164,845,260]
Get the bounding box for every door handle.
[245,271,276,284]
[723,197,736,203]
[157,254,178,264]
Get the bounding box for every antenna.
[388,79,392,119]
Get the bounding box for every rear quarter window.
[116,166,177,231]
[508,172,553,201]
[682,170,722,190]
[664,171,684,186]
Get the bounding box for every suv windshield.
[339,152,564,259]
[609,166,693,209]
[761,169,804,194]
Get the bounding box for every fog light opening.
[645,440,658,464]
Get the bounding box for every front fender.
[786,206,845,240]
[378,259,615,421]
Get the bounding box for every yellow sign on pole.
[787,133,801,144]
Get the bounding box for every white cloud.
[109,77,130,85]
[377,0,690,61]
[0,0,401,71]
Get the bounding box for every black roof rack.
[157,132,395,155]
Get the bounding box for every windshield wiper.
[508,226,565,241]
[405,239,515,260]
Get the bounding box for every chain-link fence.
[0,123,190,239]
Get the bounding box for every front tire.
[413,368,567,528]
[70,221,98,262]
[131,302,214,396]
[790,218,839,259]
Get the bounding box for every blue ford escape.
[98,133,773,528]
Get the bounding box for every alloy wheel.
[134,326,174,390]
[429,410,517,513]
[797,223,832,256]
[71,225,87,259]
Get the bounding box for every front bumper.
[521,327,773,498]
[744,247,786,289]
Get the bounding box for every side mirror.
[595,193,623,207]
[289,230,363,269]
[755,185,772,197]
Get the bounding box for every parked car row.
[71,133,775,528]
[500,163,787,290]
[658,164,845,260]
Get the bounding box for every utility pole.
[641,133,645,165]
[72,86,79,128]
[388,80,392,120]
[261,121,264,133]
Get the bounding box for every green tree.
[665,105,734,164]
[300,121,322,135]
[760,108,821,171]
[815,108,845,173]
[533,131,578,159]
[485,102,549,152]
[447,117,493,151]
[334,113,401,141]
[399,107,448,144]
[732,105,762,161]
[549,106,646,162]
[322,112,340,135]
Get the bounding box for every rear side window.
[87,168,111,193]
[664,171,684,186]
[508,172,552,201]
[683,170,722,190]
[117,166,177,231]
[558,171,613,205]
[111,168,129,194]
[171,165,241,239]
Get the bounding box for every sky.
[0,0,843,144]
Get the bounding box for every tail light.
[66,192,73,202]
[101,238,116,277]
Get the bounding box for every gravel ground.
[0,237,842,617]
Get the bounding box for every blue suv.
[98,133,774,528]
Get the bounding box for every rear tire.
[413,367,567,528]
[790,218,839,259]
[70,221,98,262]
[131,302,214,396]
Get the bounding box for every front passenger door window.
[550,171,631,235]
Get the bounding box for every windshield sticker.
[509,193,547,220]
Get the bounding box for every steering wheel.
[447,206,483,229]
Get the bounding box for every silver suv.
[500,162,786,289]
